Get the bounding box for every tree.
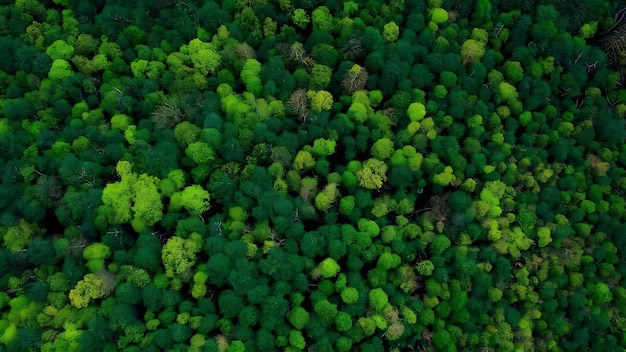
[241,59,262,96]
[289,330,306,350]
[2,219,42,253]
[498,81,519,104]
[309,64,332,91]
[131,173,163,230]
[312,6,333,32]
[371,138,394,160]
[292,9,310,29]
[172,185,211,217]
[417,260,435,276]
[430,8,448,24]
[174,121,201,146]
[308,90,333,113]
[306,138,336,158]
[69,270,115,309]
[315,183,338,212]
[368,288,389,312]
[48,59,73,82]
[46,39,74,61]
[185,142,217,165]
[83,242,111,273]
[185,39,221,75]
[334,284,358,307]
[293,150,316,172]
[288,306,309,330]
[383,22,400,43]
[288,88,310,122]
[316,258,340,278]
[161,236,197,279]
[357,158,388,190]
[314,299,338,322]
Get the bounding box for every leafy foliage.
[1,1,626,351]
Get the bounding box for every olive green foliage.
[2,1,626,351]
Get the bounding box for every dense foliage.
[1,0,626,351]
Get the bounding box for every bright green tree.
[314,300,338,322]
[46,39,74,60]
[178,185,211,216]
[460,39,486,65]
[308,90,333,113]
[288,306,310,330]
[48,59,73,82]
[383,22,400,42]
[340,287,359,304]
[292,9,310,29]
[289,330,306,350]
[369,288,389,311]
[293,150,316,172]
[371,138,394,160]
[161,236,197,279]
[312,6,333,32]
[2,220,42,253]
[185,142,217,165]
[241,59,262,96]
[185,39,221,75]
[83,242,111,272]
[417,260,435,276]
[69,271,113,309]
[430,8,448,24]
[316,257,340,278]
[357,158,388,190]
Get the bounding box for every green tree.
[430,8,448,24]
[293,150,316,172]
[241,59,262,96]
[368,288,389,311]
[83,242,111,273]
[357,159,388,190]
[185,142,217,165]
[171,185,211,217]
[289,330,306,349]
[311,6,333,32]
[174,121,201,146]
[341,287,359,304]
[417,260,435,276]
[48,59,73,82]
[288,306,309,330]
[308,90,333,113]
[309,64,332,91]
[69,271,114,309]
[2,219,42,253]
[314,299,338,322]
[46,39,74,61]
[292,9,310,29]
[371,138,394,160]
[315,183,338,212]
[307,138,336,158]
[460,39,486,65]
[383,22,400,43]
[161,236,197,279]
[184,39,221,75]
[316,257,340,278]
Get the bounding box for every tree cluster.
[1,0,626,351]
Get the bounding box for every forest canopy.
[1,0,626,351]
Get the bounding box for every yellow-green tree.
[162,236,198,278]
[357,158,389,190]
[100,161,163,232]
[69,270,114,309]
[460,39,486,65]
